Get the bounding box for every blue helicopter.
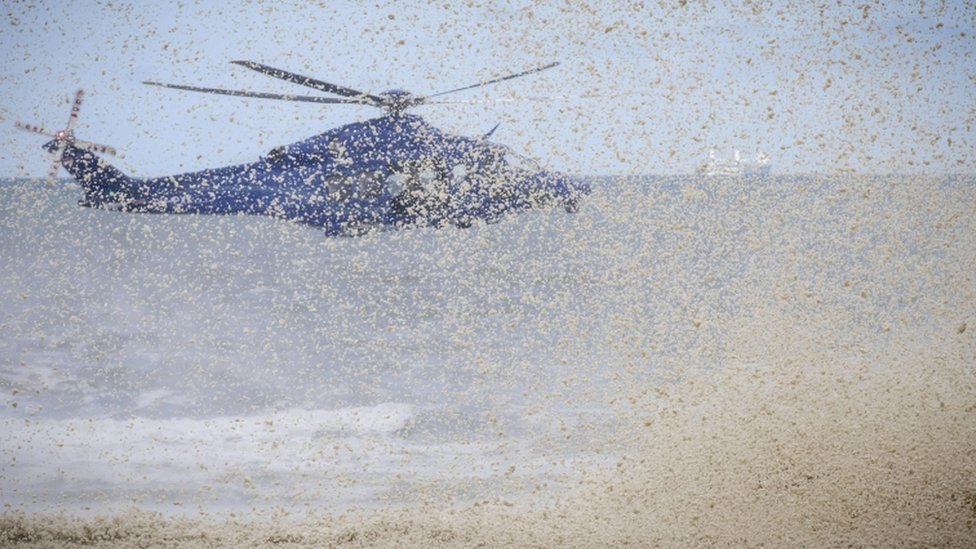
[17,61,590,236]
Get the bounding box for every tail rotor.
[15,89,121,184]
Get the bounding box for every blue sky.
[1,0,973,176]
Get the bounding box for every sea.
[1,174,974,546]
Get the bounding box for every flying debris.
[18,61,589,236]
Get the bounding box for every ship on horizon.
[699,148,771,178]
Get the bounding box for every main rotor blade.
[143,80,373,104]
[426,62,560,99]
[427,91,617,105]
[230,60,386,106]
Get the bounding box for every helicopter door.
[386,162,451,220]
[324,169,385,201]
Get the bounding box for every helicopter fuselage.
[56,114,589,236]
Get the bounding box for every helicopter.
[16,61,590,236]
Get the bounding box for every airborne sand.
[2,175,974,547]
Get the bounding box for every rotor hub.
[379,89,417,114]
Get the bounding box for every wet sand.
[3,314,974,547]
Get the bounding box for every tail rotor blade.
[74,139,121,157]
[15,121,56,137]
[46,143,66,185]
[63,89,84,133]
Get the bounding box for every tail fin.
[50,141,136,208]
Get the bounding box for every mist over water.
[1,175,974,546]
